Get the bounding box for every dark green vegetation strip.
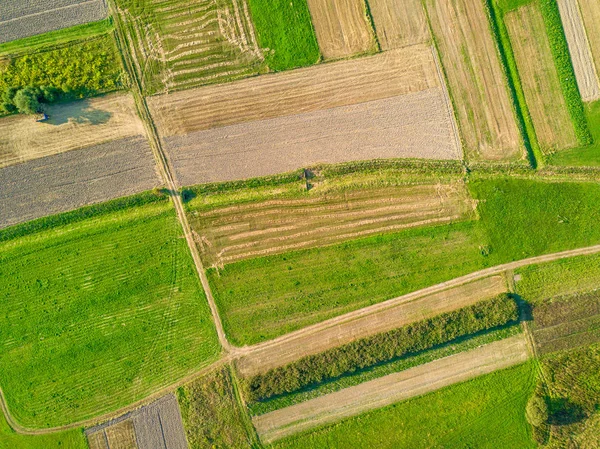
[247,0,320,71]
[0,34,123,115]
[538,0,592,146]
[243,295,519,402]
[250,325,521,415]
[270,363,537,449]
[178,367,254,449]
[0,19,114,57]
[0,200,220,428]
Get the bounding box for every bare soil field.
[116,0,263,94]
[557,0,600,101]
[163,90,461,186]
[236,276,506,377]
[87,419,138,449]
[0,93,146,168]
[252,334,530,443]
[305,0,375,59]
[506,4,577,152]
[425,0,523,160]
[191,182,473,266]
[0,0,108,43]
[367,0,430,50]
[148,45,440,135]
[0,136,160,228]
[578,0,600,83]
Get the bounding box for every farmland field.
[269,362,537,449]
[115,0,265,94]
[367,0,429,50]
[505,3,577,152]
[425,0,523,160]
[87,420,137,449]
[0,0,108,44]
[578,0,600,84]
[0,194,220,428]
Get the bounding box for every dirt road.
[252,334,530,444]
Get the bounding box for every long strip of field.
[506,4,577,152]
[0,136,160,228]
[367,0,429,50]
[0,0,108,43]
[192,182,473,266]
[0,93,145,168]
[252,335,530,444]
[557,0,600,101]
[577,0,600,87]
[235,276,506,376]
[425,0,523,160]
[305,0,374,59]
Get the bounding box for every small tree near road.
[13,87,42,115]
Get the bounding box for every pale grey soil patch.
[131,394,188,449]
[163,89,460,187]
[0,136,160,228]
[0,0,107,43]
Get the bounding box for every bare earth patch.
[0,93,146,168]
[305,0,375,59]
[367,0,430,50]
[252,334,530,444]
[236,276,506,377]
[506,4,577,152]
[557,0,600,101]
[426,0,523,160]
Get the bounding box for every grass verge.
[0,411,86,449]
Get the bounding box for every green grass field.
[0,19,113,57]
[270,362,537,449]
[0,194,220,428]
[0,411,86,449]
[247,0,320,70]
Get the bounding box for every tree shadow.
[43,99,112,126]
[548,397,587,425]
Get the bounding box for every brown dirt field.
[192,182,473,266]
[506,4,577,152]
[236,276,506,377]
[132,394,188,449]
[163,89,461,186]
[148,45,440,136]
[557,0,600,101]
[87,419,138,449]
[577,0,600,85]
[306,0,375,59]
[425,0,523,160]
[0,93,146,168]
[367,0,430,50]
[252,334,530,443]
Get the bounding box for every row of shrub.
[241,294,519,402]
[319,159,465,178]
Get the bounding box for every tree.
[526,394,549,427]
[13,87,41,115]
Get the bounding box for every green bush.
[526,394,549,427]
[243,294,519,402]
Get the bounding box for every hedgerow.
[242,294,519,402]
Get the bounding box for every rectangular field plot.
[578,0,600,89]
[557,0,600,101]
[367,0,430,50]
[0,197,220,428]
[0,0,108,43]
[116,0,264,94]
[426,0,523,160]
[306,0,375,59]
[0,136,160,228]
[506,4,577,152]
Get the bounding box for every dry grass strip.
[577,0,600,85]
[367,0,430,50]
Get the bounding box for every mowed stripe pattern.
[252,335,530,443]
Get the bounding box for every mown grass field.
[0,411,86,449]
[0,194,220,428]
[269,363,537,449]
[247,0,320,70]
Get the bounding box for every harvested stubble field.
[557,0,600,101]
[0,0,108,44]
[578,0,600,86]
[0,93,145,168]
[115,0,264,94]
[191,181,474,267]
[425,0,523,160]
[87,419,138,449]
[0,197,220,428]
[236,276,506,377]
[367,0,430,50]
[305,0,375,59]
[506,3,578,152]
[253,335,530,444]
[0,136,160,228]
